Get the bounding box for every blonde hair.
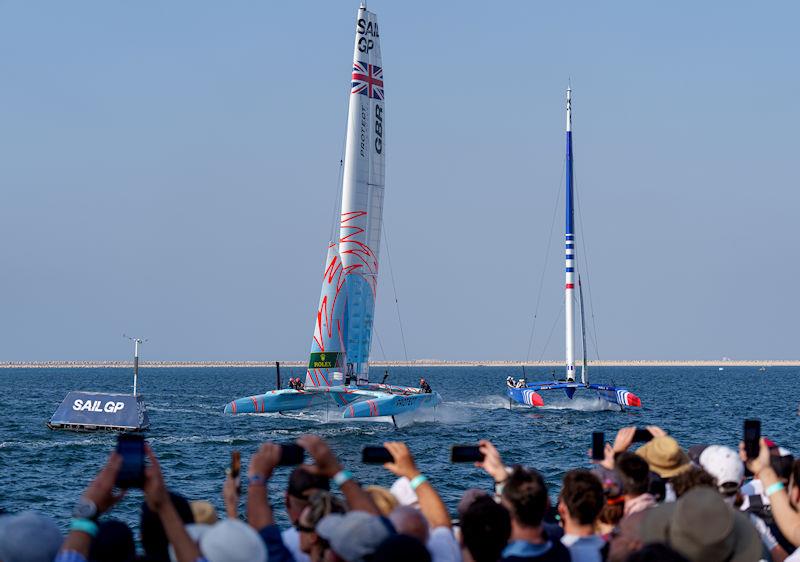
[366,485,399,516]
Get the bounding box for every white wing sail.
[339,5,385,385]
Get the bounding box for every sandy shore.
[1,360,798,369]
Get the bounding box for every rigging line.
[572,146,602,361]
[381,221,410,363]
[537,300,565,363]
[373,326,388,361]
[526,156,566,361]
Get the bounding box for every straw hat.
[636,435,690,478]
[190,500,219,525]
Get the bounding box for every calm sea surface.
[1,366,797,531]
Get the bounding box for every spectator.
[625,543,688,562]
[178,519,267,562]
[382,441,462,562]
[297,491,347,562]
[558,469,606,562]
[371,534,432,562]
[635,435,691,483]
[281,466,331,562]
[670,467,717,498]
[615,453,655,516]
[638,487,761,561]
[316,510,393,562]
[0,510,63,562]
[141,492,196,561]
[460,495,511,562]
[190,501,219,525]
[476,440,570,562]
[89,519,136,562]
[366,485,399,516]
[389,506,429,544]
[590,467,624,538]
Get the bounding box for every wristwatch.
[72,498,98,520]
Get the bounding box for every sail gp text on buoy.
[72,399,125,413]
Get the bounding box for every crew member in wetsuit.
[419,378,432,393]
[506,376,515,388]
[288,378,296,390]
[296,378,304,391]
[515,378,526,388]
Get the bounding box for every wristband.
[248,475,267,487]
[333,470,353,487]
[409,475,428,490]
[70,518,99,537]
[766,482,785,497]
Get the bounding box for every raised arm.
[246,443,281,529]
[143,446,201,562]
[58,452,126,560]
[744,439,800,548]
[384,441,450,529]
[297,434,379,515]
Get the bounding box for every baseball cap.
[0,511,63,562]
[317,511,393,562]
[699,445,744,491]
[179,520,267,562]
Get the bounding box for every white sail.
[339,5,385,385]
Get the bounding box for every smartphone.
[591,432,605,460]
[362,446,394,464]
[116,433,145,489]
[279,443,305,466]
[632,428,654,443]
[744,419,761,460]
[231,450,241,493]
[451,445,484,463]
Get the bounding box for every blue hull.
[507,382,641,409]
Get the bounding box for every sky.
[1,1,798,362]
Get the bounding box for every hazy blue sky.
[1,1,798,362]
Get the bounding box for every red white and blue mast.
[564,87,576,383]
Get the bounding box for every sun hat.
[390,476,419,507]
[186,520,267,562]
[0,511,63,562]
[636,435,691,478]
[317,511,393,562]
[699,445,744,490]
[639,487,761,561]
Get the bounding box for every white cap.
[699,445,744,488]
[172,520,267,562]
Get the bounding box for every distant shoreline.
[1,360,798,369]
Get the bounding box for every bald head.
[389,506,429,544]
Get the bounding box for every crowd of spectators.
[2,421,799,562]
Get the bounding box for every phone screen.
[116,433,145,489]
[278,443,305,466]
[451,445,484,463]
[362,446,394,464]
[744,419,761,459]
[632,428,653,443]
[591,432,605,460]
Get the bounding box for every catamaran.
[507,88,642,411]
[225,4,441,424]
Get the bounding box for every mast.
[339,5,385,385]
[565,87,576,382]
[578,276,588,385]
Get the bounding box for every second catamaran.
[507,88,642,410]
[225,4,441,422]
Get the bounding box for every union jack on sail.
[351,61,384,100]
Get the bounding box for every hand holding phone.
[451,445,484,463]
[362,446,394,464]
[591,432,605,460]
[115,433,145,489]
[744,419,761,460]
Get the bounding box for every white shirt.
[427,526,462,562]
[282,526,311,562]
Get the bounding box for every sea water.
[0,366,797,531]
